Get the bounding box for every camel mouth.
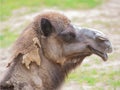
[88,46,108,61]
[68,52,91,58]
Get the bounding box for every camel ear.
[41,18,54,37]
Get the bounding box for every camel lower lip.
[102,53,108,61]
[88,46,108,61]
[94,50,108,61]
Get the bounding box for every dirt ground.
[0,0,120,90]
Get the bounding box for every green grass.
[0,0,105,21]
[107,70,120,87]
[66,66,120,88]
[0,27,19,48]
[110,81,120,87]
[66,69,99,85]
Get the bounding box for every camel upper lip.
[88,46,108,61]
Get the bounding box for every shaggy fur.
[0,12,112,90]
[22,37,41,69]
[0,12,76,90]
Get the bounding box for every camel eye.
[63,32,76,42]
[59,32,76,43]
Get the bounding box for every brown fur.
[0,11,112,90]
[0,12,74,90]
[22,37,41,69]
[8,12,71,67]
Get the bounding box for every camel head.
[38,13,112,64]
[0,12,113,90]
[62,26,112,61]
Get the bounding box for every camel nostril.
[104,40,112,53]
[106,40,112,46]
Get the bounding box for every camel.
[0,12,112,90]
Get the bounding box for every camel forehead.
[75,26,106,39]
[35,12,71,26]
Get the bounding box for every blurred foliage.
[66,69,99,85]
[0,0,105,21]
[66,67,120,87]
[0,27,18,47]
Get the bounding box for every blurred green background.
[0,0,104,21]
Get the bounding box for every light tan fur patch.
[22,37,41,69]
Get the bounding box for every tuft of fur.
[22,37,41,69]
